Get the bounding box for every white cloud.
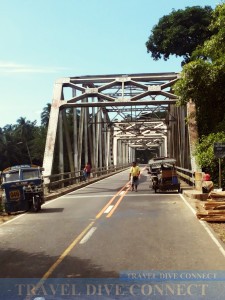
[0,61,68,73]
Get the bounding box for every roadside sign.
[214,142,225,158]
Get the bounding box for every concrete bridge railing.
[176,166,195,187]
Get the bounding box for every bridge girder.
[42,72,189,179]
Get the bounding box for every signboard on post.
[214,143,225,158]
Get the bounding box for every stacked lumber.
[210,191,225,201]
[196,191,225,222]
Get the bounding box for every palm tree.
[14,117,37,164]
[41,103,51,127]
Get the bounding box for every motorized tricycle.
[0,165,45,213]
[148,157,181,193]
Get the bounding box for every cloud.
[0,61,68,73]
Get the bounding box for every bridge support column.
[84,102,88,165]
[99,110,103,169]
[78,107,84,171]
[113,137,118,166]
[187,100,200,172]
[92,106,96,169]
[95,109,101,169]
[109,126,114,167]
[43,81,63,180]
[62,110,74,172]
[73,107,78,178]
[58,110,64,174]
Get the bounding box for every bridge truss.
[43,72,191,177]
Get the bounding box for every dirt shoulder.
[194,197,225,244]
[0,213,15,224]
[183,190,225,244]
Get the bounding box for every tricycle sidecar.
[148,157,181,193]
[0,165,45,213]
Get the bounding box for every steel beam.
[43,72,190,178]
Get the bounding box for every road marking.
[95,167,145,219]
[96,167,153,219]
[104,205,114,214]
[107,187,130,218]
[119,191,126,196]
[180,194,225,259]
[42,221,95,279]
[79,227,97,244]
[63,194,116,198]
[30,221,95,294]
[95,184,128,219]
[0,213,26,227]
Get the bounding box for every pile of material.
[197,191,225,222]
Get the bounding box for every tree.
[31,126,47,166]
[146,6,213,65]
[194,132,225,187]
[15,117,36,141]
[174,3,225,136]
[192,3,225,61]
[0,104,52,170]
[41,103,51,127]
[0,125,24,169]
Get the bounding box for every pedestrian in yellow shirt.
[129,161,140,192]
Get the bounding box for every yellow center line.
[105,167,146,218]
[106,186,130,218]
[43,221,95,279]
[95,182,129,219]
[32,168,145,292]
[31,221,95,293]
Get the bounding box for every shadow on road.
[0,248,119,278]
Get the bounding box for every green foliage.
[147,2,225,187]
[195,132,225,186]
[174,59,225,136]
[0,114,48,170]
[146,6,213,65]
[174,3,225,136]
[41,103,51,127]
[197,3,225,61]
[0,103,83,173]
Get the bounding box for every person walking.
[84,162,92,181]
[129,161,140,192]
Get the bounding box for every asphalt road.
[1,166,225,299]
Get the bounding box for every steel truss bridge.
[43,72,194,179]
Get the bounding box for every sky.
[0,0,221,128]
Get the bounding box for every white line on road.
[180,194,225,259]
[63,194,116,198]
[104,205,114,214]
[0,213,25,227]
[119,191,126,196]
[79,227,97,244]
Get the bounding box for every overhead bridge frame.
[42,72,192,179]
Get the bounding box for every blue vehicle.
[0,165,45,213]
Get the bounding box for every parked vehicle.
[0,165,45,213]
[148,157,181,193]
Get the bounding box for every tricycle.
[148,157,181,193]
[0,165,45,213]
